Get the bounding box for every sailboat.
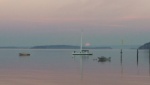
[72,30,93,55]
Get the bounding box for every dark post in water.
[120,49,123,64]
[137,49,139,66]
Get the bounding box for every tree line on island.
[0,45,111,49]
[0,42,150,49]
[139,42,150,49]
[31,45,112,49]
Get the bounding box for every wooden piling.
[120,49,123,54]
[120,49,123,64]
[137,49,139,65]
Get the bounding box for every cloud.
[116,16,144,21]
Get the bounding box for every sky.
[0,0,150,46]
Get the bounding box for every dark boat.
[19,53,30,56]
[98,56,111,62]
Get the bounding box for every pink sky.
[1,0,150,23]
[0,0,150,46]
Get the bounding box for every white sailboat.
[72,30,93,55]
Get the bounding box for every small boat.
[19,53,30,56]
[98,56,111,62]
[72,30,93,55]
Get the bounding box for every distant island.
[31,45,112,49]
[0,45,142,49]
[139,42,150,49]
[0,47,19,49]
[0,46,29,49]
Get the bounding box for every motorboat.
[19,53,30,56]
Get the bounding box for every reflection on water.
[72,55,90,80]
[0,49,150,85]
[72,50,150,77]
[119,49,150,76]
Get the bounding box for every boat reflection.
[120,50,150,76]
[93,56,111,63]
[72,55,90,80]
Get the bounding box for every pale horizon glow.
[0,0,150,46]
[85,42,91,46]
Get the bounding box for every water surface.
[0,49,150,85]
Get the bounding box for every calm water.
[0,49,150,85]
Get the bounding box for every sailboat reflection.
[72,55,90,80]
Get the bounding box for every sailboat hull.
[72,53,93,55]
